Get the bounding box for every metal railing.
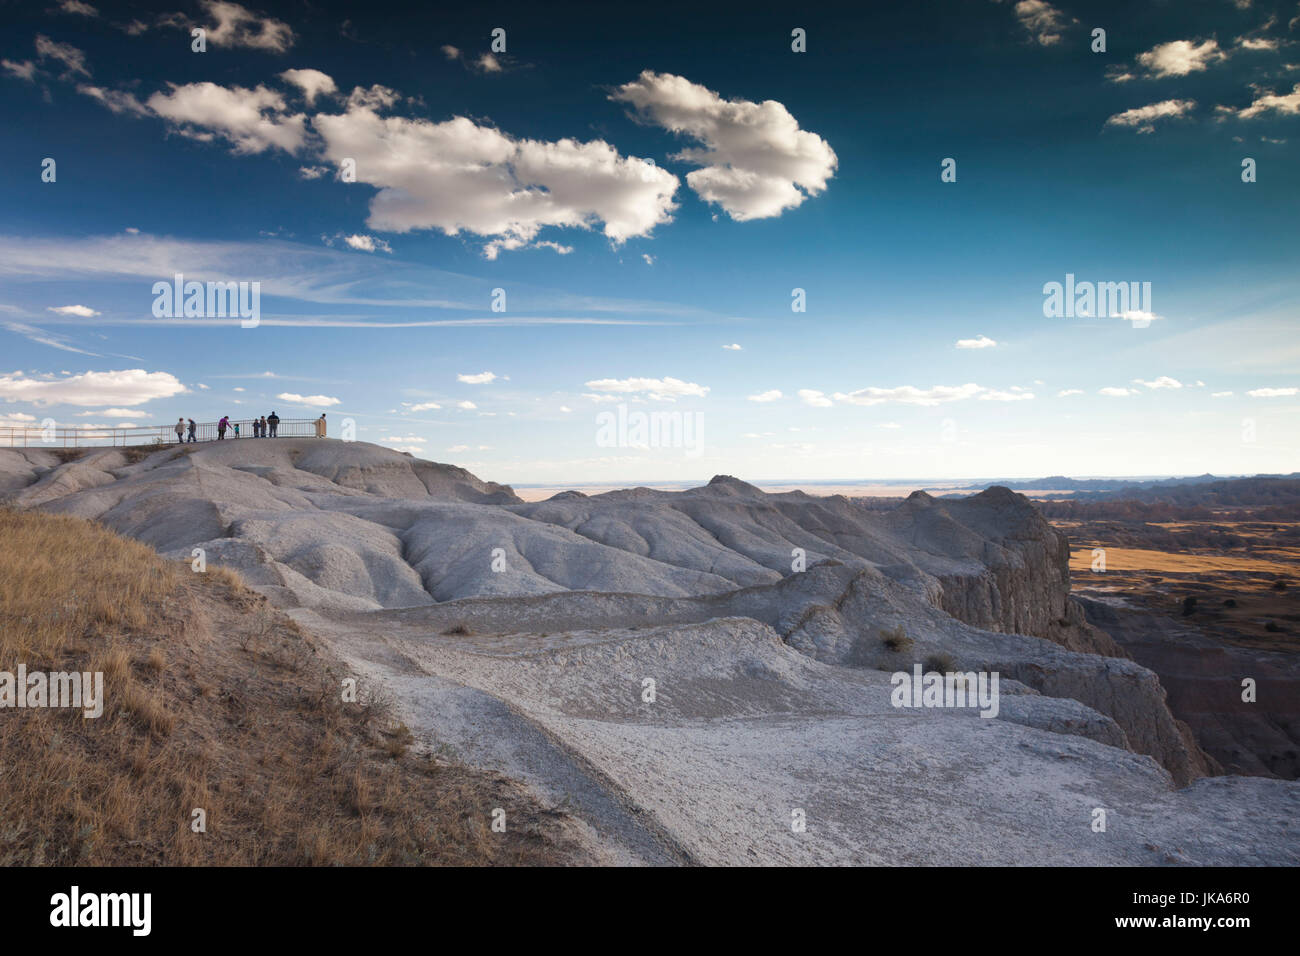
[0,418,323,448]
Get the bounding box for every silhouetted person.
[267,411,279,438]
[187,418,197,443]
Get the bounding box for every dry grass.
[0,507,576,866]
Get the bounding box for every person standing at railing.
[175,418,185,444]
[267,412,279,438]
[217,416,228,440]
[258,415,267,438]
[187,419,197,443]
[233,422,240,439]
[315,413,327,438]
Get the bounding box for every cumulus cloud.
[583,376,708,401]
[1247,386,1298,397]
[279,68,336,105]
[1134,376,1183,389]
[276,392,340,406]
[47,304,100,317]
[1137,39,1226,77]
[1099,386,1136,397]
[1217,83,1300,119]
[455,400,477,410]
[797,389,834,407]
[183,1,295,52]
[312,101,678,255]
[341,233,392,253]
[147,82,307,154]
[955,334,996,349]
[979,388,1035,401]
[747,389,782,402]
[0,369,184,406]
[722,343,742,351]
[457,371,497,384]
[831,384,985,406]
[404,401,441,412]
[610,71,837,221]
[996,0,1076,46]
[1105,99,1197,133]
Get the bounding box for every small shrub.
[879,626,913,653]
[442,624,471,636]
[923,652,957,674]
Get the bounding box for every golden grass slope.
[0,508,578,866]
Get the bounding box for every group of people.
[171,412,331,442]
[175,412,284,442]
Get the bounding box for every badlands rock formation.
[4,439,1296,864]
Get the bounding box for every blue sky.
[1,0,1297,482]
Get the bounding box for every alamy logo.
[890,664,1000,718]
[50,886,151,936]
[595,403,704,458]
[1042,273,1153,326]
[0,666,103,718]
[152,273,261,328]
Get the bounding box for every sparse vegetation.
[879,625,914,653]
[442,624,472,636]
[0,508,574,866]
[923,653,957,674]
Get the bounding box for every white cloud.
[405,401,442,412]
[279,68,337,105]
[76,407,137,417]
[955,334,996,349]
[477,53,502,73]
[583,376,709,401]
[1056,388,1084,397]
[147,82,307,154]
[276,392,340,406]
[47,304,100,317]
[35,34,89,79]
[76,85,149,116]
[455,400,477,410]
[798,389,834,407]
[747,389,782,402]
[440,45,460,60]
[1211,391,1233,397]
[610,71,837,221]
[642,253,654,265]
[1000,0,1076,46]
[1105,99,1197,133]
[722,343,742,351]
[1099,386,1136,397]
[457,371,497,384]
[58,1,99,15]
[880,422,901,429]
[831,383,984,406]
[0,369,184,406]
[1,60,36,82]
[1217,83,1300,119]
[341,233,392,253]
[1237,36,1281,52]
[1137,39,1226,77]
[1247,386,1298,397]
[979,389,1035,401]
[186,1,295,52]
[1133,376,1183,389]
[312,101,678,255]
